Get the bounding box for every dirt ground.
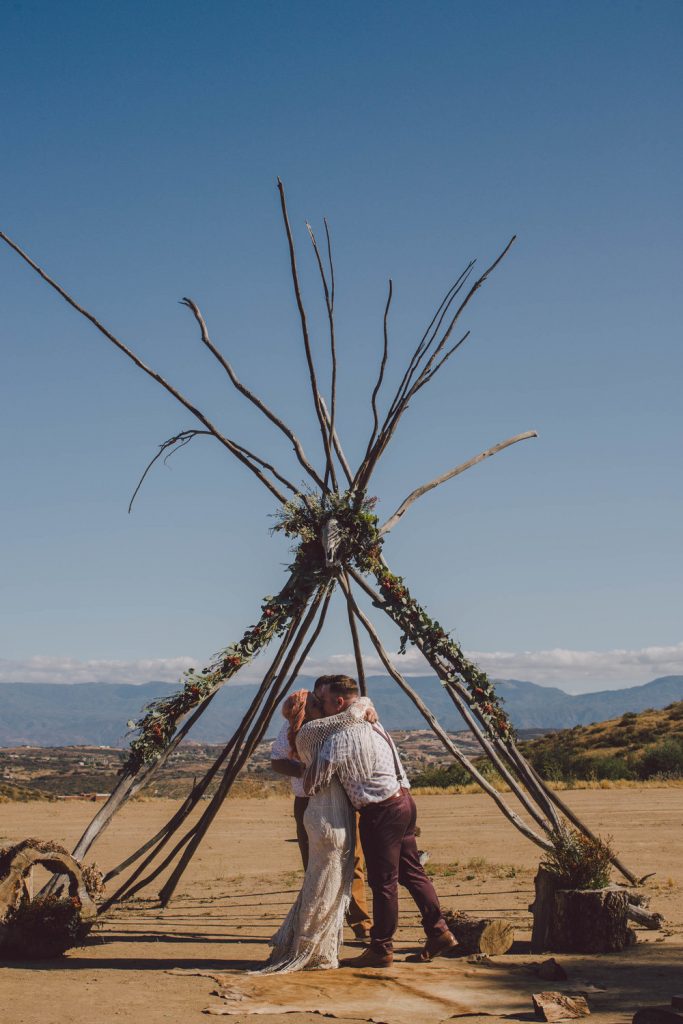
[1,788,682,1023]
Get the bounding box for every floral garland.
[272,489,381,570]
[124,542,325,772]
[364,552,514,743]
[124,487,512,771]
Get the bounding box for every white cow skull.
[320,517,342,568]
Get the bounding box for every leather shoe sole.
[340,949,394,969]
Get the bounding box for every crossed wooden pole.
[0,184,639,914]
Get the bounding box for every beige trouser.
[293,796,372,931]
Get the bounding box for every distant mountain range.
[1,675,682,747]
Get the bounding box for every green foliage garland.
[366,557,514,743]
[124,486,513,771]
[124,545,325,771]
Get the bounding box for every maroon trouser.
[359,788,448,954]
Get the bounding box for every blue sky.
[1,0,681,692]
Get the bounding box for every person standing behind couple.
[270,679,373,941]
[308,674,457,967]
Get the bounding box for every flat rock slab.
[533,990,590,1021]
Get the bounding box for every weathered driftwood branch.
[0,841,97,925]
[181,297,324,490]
[380,430,539,534]
[0,230,289,505]
[277,179,337,491]
[384,263,475,429]
[102,628,294,887]
[103,587,334,899]
[626,902,663,929]
[348,563,640,884]
[337,575,552,851]
[128,430,211,512]
[69,689,220,868]
[156,583,331,907]
[319,396,354,486]
[344,564,554,830]
[129,427,299,514]
[99,595,325,911]
[341,571,367,696]
[356,239,516,492]
[362,279,393,465]
[306,221,339,493]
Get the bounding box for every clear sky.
[1,1,681,693]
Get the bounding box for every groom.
[307,674,457,968]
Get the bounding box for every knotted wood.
[444,909,514,955]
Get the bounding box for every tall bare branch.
[380,431,538,534]
[0,230,289,504]
[181,297,324,490]
[337,574,552,850]
[318,396,354,486]
[276,180,337,491]
[361,279,393,464]
[356,238,516,493]
[341,571,367,695]
[305,222,338,492]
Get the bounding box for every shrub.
[411,762,472,788]
[636,738,683,779]
[586,755,635,781]
[542,825,613,890]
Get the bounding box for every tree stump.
[530,868,632,953]
[552,886,630,953]
[444,909,514,955]
[530,867,559,953]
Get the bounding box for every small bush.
[411,762,473,788]
[542,824,613,890]
[586,755,636,781]
[636,738,683,779]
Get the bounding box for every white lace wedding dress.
[259,700,375,973]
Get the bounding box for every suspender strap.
[372,724,403,785]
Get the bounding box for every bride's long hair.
[281,688,310,757]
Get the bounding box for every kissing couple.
[263,673,457,972]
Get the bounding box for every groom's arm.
[271,758,304,778]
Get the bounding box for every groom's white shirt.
[312,720,410,810]
[271,722,306,798]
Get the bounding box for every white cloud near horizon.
[2,642,683,693]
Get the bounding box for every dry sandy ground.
[1,788,682,1024]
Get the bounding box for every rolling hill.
[1,674,682,747]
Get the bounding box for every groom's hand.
[271,758,304,778]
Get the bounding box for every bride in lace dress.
[259,689,375,973]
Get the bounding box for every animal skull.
[320,517,342,568]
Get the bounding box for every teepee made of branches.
[0,182,639,914]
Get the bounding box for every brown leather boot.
[409,929,458,962]
[351,924,372,942]
[341,944,394,968]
